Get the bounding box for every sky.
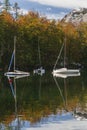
[29,0,87,8]
[2,0,87,19]
[9,112,87,130]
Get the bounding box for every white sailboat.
[53,72,80,78]
[33,38,45,76]
[4,36,30,77]
[52,38,80,78]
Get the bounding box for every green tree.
[3,0,11,12]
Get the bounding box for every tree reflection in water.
[53,74,87,120]
[0,72,87,129]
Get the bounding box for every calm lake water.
[0,70,87,129]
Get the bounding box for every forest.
[0,10,87,72]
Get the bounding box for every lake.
[0,70,87,130]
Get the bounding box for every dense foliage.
[0,11,87,71]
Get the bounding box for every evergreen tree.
[13,2,20,20]
[3,0,11,12]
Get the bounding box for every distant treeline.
[0,11,87,71]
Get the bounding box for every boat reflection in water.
[53,73,87,121]
[1,72,87,130]
[6,75,30,130]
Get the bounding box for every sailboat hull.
[52,68,80,78]
[53,68,80,74]
[52,72,80,78]
[4,70,30,77]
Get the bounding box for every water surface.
[0,71,87,129]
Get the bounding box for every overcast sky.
[29,0,87,8]
[9,0,87,9]
[8,0,87,19]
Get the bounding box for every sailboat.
[33,38,45,76]
[4,36,30,77]
[52,38,80,78]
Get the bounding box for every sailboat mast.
[64,79,68,110]
[53,42,64,70]
[14,77,17,117]
[14,36,16,71]
[38,38,41,66]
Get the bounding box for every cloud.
[10,0,87,20]
[29,0,87,9]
